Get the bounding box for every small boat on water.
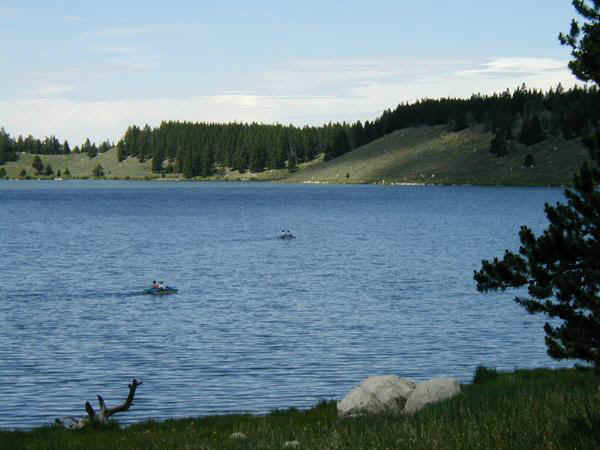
[279,230,296,239]
[144,287,178,296]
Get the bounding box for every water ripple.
[0,181,569,429]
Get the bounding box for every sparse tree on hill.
[519,115,546,146]
[524,154,535,168]
[490,130,509,157]
[0,128,17,164]
[92,164,104,177]
[151,150,164,173]
[44,163,54,176]
[32,155,44,174]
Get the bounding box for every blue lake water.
[0,180,569,429]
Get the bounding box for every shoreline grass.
[3,367,599,449]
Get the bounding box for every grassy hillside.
[286,125,591,186]
[1,125,592,185]
[1,367,599,449]
[0,148,293,181]
[1,148,153,179]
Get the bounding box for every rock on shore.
[337,375,460,417]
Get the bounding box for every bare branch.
[55,379,142,428]
[104,378,143,419]
[85,401,96,420]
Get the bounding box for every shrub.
[472,365,499,384]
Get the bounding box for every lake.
[0,180,568,429]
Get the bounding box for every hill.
[285,125,591,186]
[1,148,153,179]
[1,125,592,185]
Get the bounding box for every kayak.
[144,287,178,296]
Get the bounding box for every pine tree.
[524,153,535,168]
[92,164,104,177]
[559,0,600,84]
[183,149,194,178]
[519,115,546,146]
[490,130,509,157]
[474,162,600,366]
[250,145,267,173]
[151,149,164,173]
[32,155,44,174]
[475,1,600,367]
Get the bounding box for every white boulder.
[404,377,461,414]
[337,375,416,417]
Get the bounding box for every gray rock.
[337,375,416,417]
[284,440,300,448]
[404,377,461,414]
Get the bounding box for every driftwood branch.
[98,378,142,420]
[56,378,142,429]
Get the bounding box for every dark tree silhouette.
[474,0,600,367]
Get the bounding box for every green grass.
[1,149,154,179]
[0,148,296,182]
[2,367,599,449]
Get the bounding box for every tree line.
[114,121,366,178]
[0,129,112,165]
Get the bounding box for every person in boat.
[158,281,165,290]
[280,229,294,239]
[152,280,159,289]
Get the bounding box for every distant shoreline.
[0,176,569,188]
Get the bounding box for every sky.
[0,1,588,147]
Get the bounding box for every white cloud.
[457,57,568,78]
[259,57,472,96]
[0,56,583,147]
